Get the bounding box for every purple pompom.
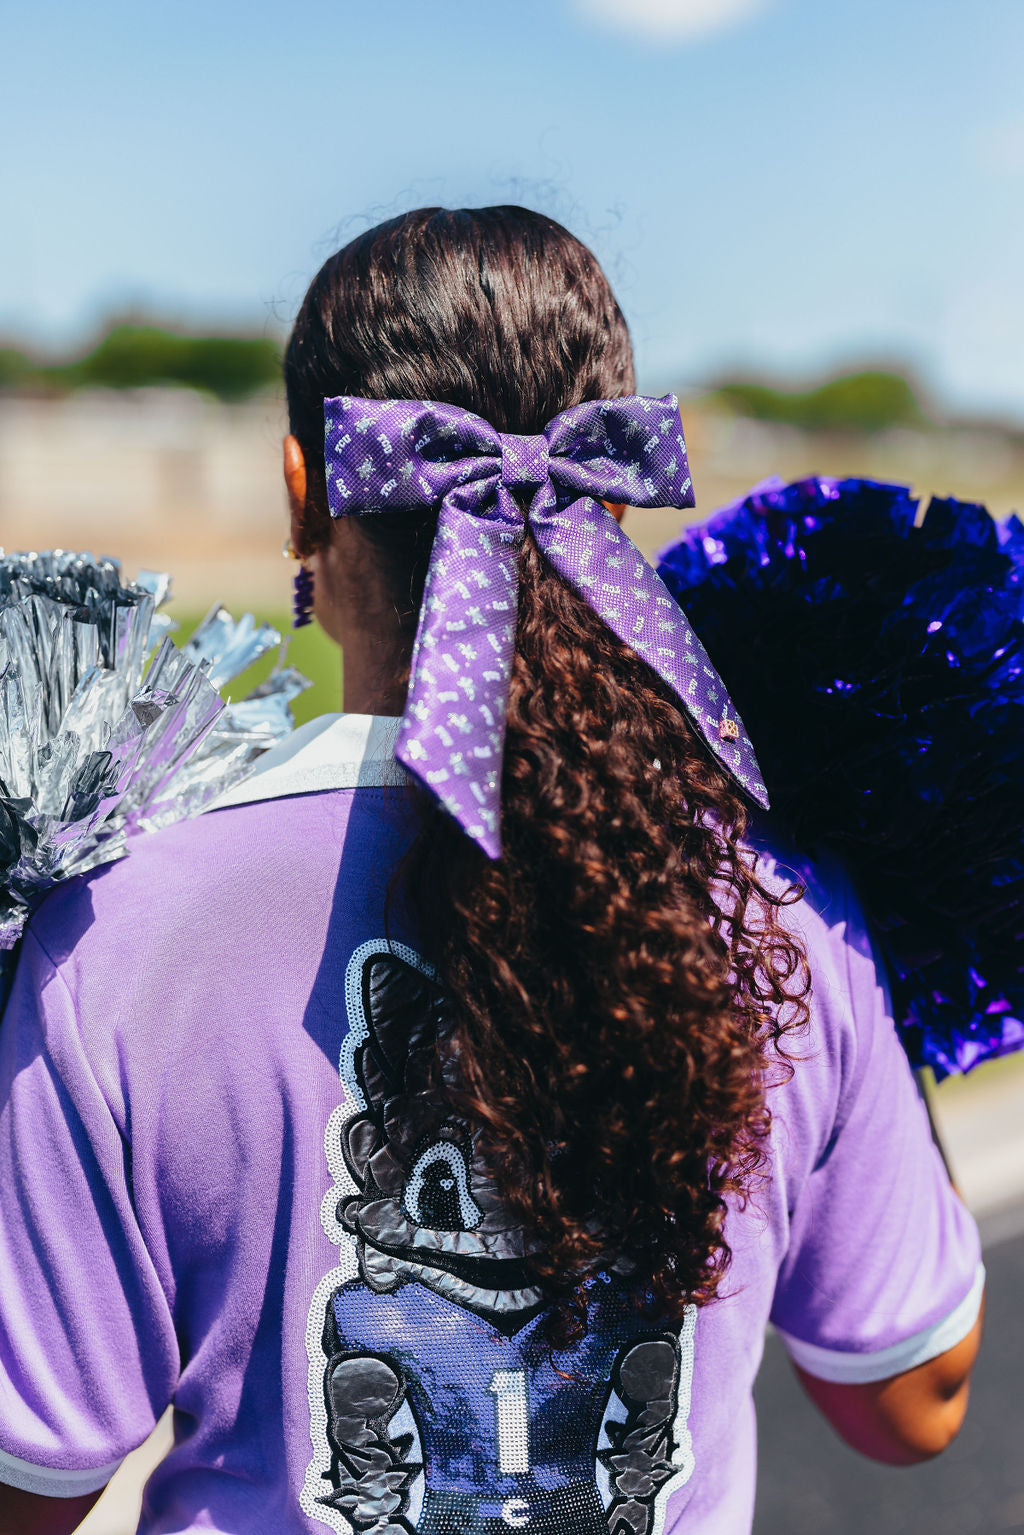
[658,476,1024,1078]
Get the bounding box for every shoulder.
[746,820,897,1168]
[11,718,416,1116]
[748,819,884,1032]
[748,818,862,941]
[26,794,310,974]
[27,712,411,975]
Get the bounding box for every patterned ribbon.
[324,393,767,857]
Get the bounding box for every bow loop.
[544,396,695,511]
[324,392,767,856]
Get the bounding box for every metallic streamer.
[0,551,311,997]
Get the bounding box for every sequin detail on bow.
[324,393,768,856]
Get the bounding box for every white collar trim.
[206,713,407,811]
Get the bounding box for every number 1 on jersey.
[489,1368,530,1473]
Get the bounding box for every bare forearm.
[0,1485,102,1535]
[794,1300,984,1465]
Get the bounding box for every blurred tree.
[0,333,933,430]
[52,324,281,400]
[712,369,927,433]
[0,323,282,401]
[0,348,35,390]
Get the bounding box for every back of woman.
[0,207,982,1535]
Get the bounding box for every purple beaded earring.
[284,539,314,629]
[292,563,314,629]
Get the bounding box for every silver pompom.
[0,550,309,964]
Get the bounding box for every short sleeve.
[0,931,178,1495]
[769,875,984,1385]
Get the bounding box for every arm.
[0,936,177,1525]
[765,859,985,1464]
[794,1289,984,1465]
[0,1485,103,1535]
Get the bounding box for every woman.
[0,207,982,1535]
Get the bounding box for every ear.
[602,501,627,523]
[283,434,310,555]
[357,954,447,1109]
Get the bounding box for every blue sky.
[2,0,1022,415]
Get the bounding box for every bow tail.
[533,496,769,809]
[395,500,524,857]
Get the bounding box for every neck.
[310,521,413,717]
[339,626,412,716]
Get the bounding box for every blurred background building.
[5,327,1023,610]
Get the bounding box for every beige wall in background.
[0,390,289,612]
[2,388,1023,613]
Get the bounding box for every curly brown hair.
[285,206,810,1335]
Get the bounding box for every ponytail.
[405,537,807,1336]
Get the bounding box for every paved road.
[754,1211,1024,1535]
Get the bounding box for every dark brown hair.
[285,206,809,1334]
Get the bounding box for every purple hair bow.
[324,393,767,857]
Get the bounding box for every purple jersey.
[0,715,983,1533]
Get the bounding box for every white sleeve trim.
[0,1443,123,1497]
[777,1261,985,1384]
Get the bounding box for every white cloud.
[572,0,769,42]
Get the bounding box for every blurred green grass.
[168,606,341,728]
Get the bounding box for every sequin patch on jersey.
[301,943,697,1535]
